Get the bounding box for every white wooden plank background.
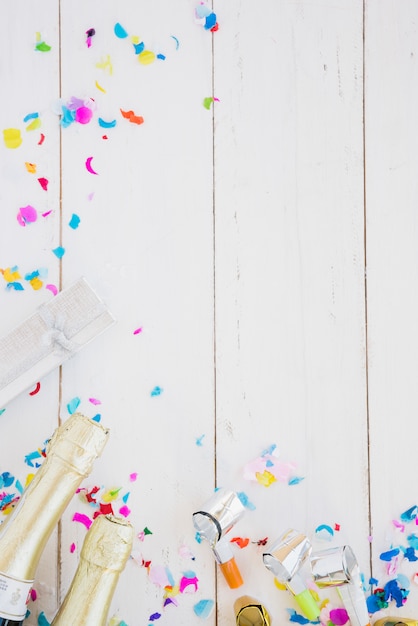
[1,1,417,625]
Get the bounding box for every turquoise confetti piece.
[0,408,5,415]
[92,414,101,422]
[52,246,65,259]
[193,599,215,619]
[38,611,50,626]
[15,480,24,494]
[23,112,39,123]
[150,386,163,397]
[67,396,81,414]
[69,213,80,229]
[114,22,128,38]
[288,476,305,485]
[98,117,117,128]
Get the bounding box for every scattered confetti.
[329,608,349,625]
[35,40,51,52]
[195,3,218,31]
[37,612,50,626]
[70,543,76,553]
[196,434,205,446]
[95,80,106,93]
[46,284,58,295]
[171,35,180,50]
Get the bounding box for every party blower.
[193,489,245,588]
[262,528,320,621]
[310,545,371,626]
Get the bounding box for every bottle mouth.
[235,603,271,626]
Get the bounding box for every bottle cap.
[82,515,134,572]
[219,557,243,589]
[373,620,417,626]
[234,596,271,626]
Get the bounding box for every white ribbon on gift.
[0,278,115,407]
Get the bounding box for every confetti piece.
[179,573,199,593]
[329,608,349,625]
[25,162,37,173]
[98,117,117,128]
[85,27,95,47]
[70,543,76,553]
[150,386,163,397]
[193,599,214,619]
[0,409,6,416]
[138,50,156,65]
[149,565,172,588]
[26,118,41,132]
[85,156,99,175]
[380,548,400,561]
[52,246,65,259]
[3,128,22,149]
[133,41,145,55]
[38,177,48,190]
[236,491,256,510]
[119,505,131,517]
[23,112,39,123]
[203,97,219,110]
[286,608,310,624]
[29,382,41,396]
[149,614,161,622]
[129,473,138,482]
[46,283,58,295]
[315,524,334,541]
[17,205,38,226]
[230,536,249,548]
[35,41,51,52]
[114,23,128,38]
[288,476,305,485]
[171,35,180,50]
[69,213,81,229]
[92,414,101,422]
[96,55,113,74]
[196,434,205,446]
[75,106,93,124]
[38,611,50,626]
[401,505,418,522]
[95,80,106,93]
[89,397,101,405]
[133,327,143,335]
[72,512,92,529]
[38,133,45,145]
[120,109,144,125]
[67,396,81,414]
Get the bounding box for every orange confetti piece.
[25,162,37,173]
[230,537,250,549]
[120,109,144,125]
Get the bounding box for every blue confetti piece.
[204,13,217,30]
[98,117,117,128]
[195,4,211,18]
[369,577,379,585]
[38,612,50,626]
[403,546,418,561]
[67,396,81,414]
[23,112,39,123]
[400,505,418,522]
[196,434,205,446]
[122,492,130,503]
[25,270,40,281]
[0,408,5,415]
[286,608,311,624]
[288,476,305,485]
[52,246,65,259]
[315,524,334,540]
[380,548,400,561]
[237,491,256,510]
[69,213,80,229]
[156,53,166,60]
[15,480,24,494]
[133,41,145,54]
[1,472,14,487]
[150,386,163,397]
[6,282,24,290]
[25,450,42,467]
[193,599,214,619]
[92,413,101,422]
[195,531,203,543]
[60,105,76,128]
[114,22,128,38]
[407,533,418,550]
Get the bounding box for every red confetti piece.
[120,109,144,125]
[85,486,100,503]
[334,523,341,531]
[29,382,41,396]
[38,133,45,145]
[38,177,48,190]
[102,135,108,140]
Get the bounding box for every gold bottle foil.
[0,413,109,589]
[52,515,134,626]
[374,620,418,626]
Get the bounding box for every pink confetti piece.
[392,519,406,532]
[85,156,99,175]
[42,210,52,218]
[46,283,58,295]
[87,192,95,201]
[75,106,93,124]
[38,177,48,190]
[119,505,131,517]
[329,608,349,625]
[129,472,138,482]
[70,543,76,553]
[133,327,143,335]
[179,574,199,593]
[88,397,102,405]
[72,512,92,529]
[30,588,37,601]
[149,565,172,588]
[17,205,37,226]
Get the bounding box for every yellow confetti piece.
[138,50,156,65]
[30,277,43,290]
[164,585,180,598]
[25,473,35,488]
[96,55,113,75]
[2,506,13,515]
[131,35,140,44]
[25,162,37,173]
[26,118,41,132]
[255,470,277,487]
[102,487,122,502]
[35,31,41,42]
[1,267,22,282]
[3,128,22,149]
[274,578,287,591]
[95,80,106,93]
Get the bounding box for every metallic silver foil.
[263,528,312,588]
[192,489,245,546]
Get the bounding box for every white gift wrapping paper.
[0,277,115,407]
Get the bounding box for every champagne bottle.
[51,514,134,626]
[0,413,109,625]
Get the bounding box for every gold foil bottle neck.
[82,515,134,571]
[47,412,109,476]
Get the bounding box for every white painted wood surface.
[0,1,417,624]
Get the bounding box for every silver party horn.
[310,545,371,626]
[193,489,245,588]
[263,529,320,621]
